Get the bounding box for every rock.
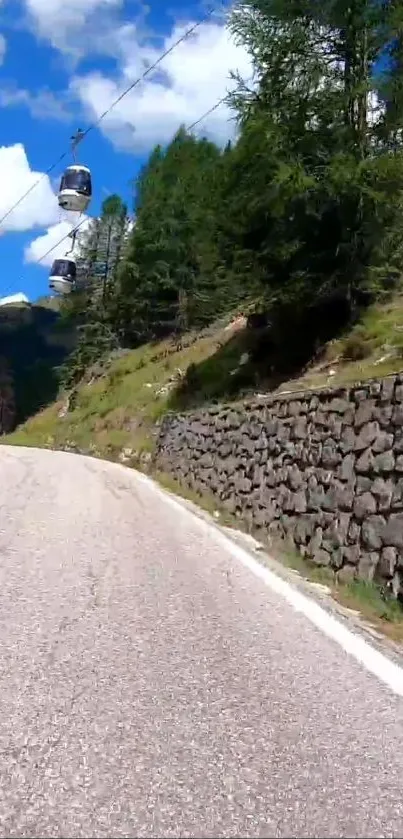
[340,426,355,454]
[331,548,344,569]
[343,407,356,425]
[251,464,264,487]
[383,514,403,548]
[307,486,326,511]
[371,478,393,512]
[291,418,308,439]
[378,547,397,579]
[200,452,214,468]
[353,492,376,520]
[255,432,268,452]
[374,405,393,427]
[249,422,263,440]
[392,405,403,426]
[392,480,403,510]
[253,505,277,527]
[307,527,323,556]
[227,411,242,429]
[287,465,303,490]
[342,545,360,565]
[318,468,333,487]
[354,421,379,451]
[356,475,372,493]
[348,519,361,544]
[380,377,395,403]
[396,455,403,472]
[338,512,352,542]
[235,476,252,493]
[288,400,302,416]
[265,469,276,487]
[353,388,368,404]
[322,514,350,549]
[337,564,356,583]
[294,490,307,513]
[282,491,295,512]
[294,515,316,544]
[355,448,374,474]
[219,441,232,457]
[361,516,385,550]
[357,552,378,581]
[354,400,375,427]
[395,384,403,402]
[373,450,395,473]
[265,419,278,436]
[339,453,355,482]
[385,572,402,599]
[321,444,342,467]
[312,548,331,567]
[369,381,382,397]
[372,432,393,453]
[325,482,354,512]
[328,398,351,413]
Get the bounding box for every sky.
[0,0,251,303]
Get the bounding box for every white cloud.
[23,0,125,59]
[0,34,6,65]
[70,20,252,150]
[24,217,90,266]
[0,143,60,233]
[0,86,72,121]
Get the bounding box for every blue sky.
[0,0,250,302]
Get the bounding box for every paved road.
[2,446,403,838]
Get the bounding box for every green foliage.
[115,128,245,343]
[60,318,119,389]
[59,0,403,389]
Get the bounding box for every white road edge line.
[132,467,403,698]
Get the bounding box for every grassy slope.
[7,292,403,453]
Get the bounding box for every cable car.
[58,164,92,213]
[49,258,77,295]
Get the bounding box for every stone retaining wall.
[155,375,403,594]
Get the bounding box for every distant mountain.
[0,299,76,428]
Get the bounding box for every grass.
[276,544,403,642]
[284,293,403,393]
[8,293,403,456]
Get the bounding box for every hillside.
[6,293,403,456]
[0,300,76,427]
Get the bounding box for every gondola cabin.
[49,258,77,295]
[58,164,92,213]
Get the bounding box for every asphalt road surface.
[2,445,403,838]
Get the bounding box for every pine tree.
[117,128,236,343]
[228,0,403,314]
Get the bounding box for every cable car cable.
[0,0,226,231]
[36,215,89,266]
[0,81,239,299]
[31,89,238,270]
